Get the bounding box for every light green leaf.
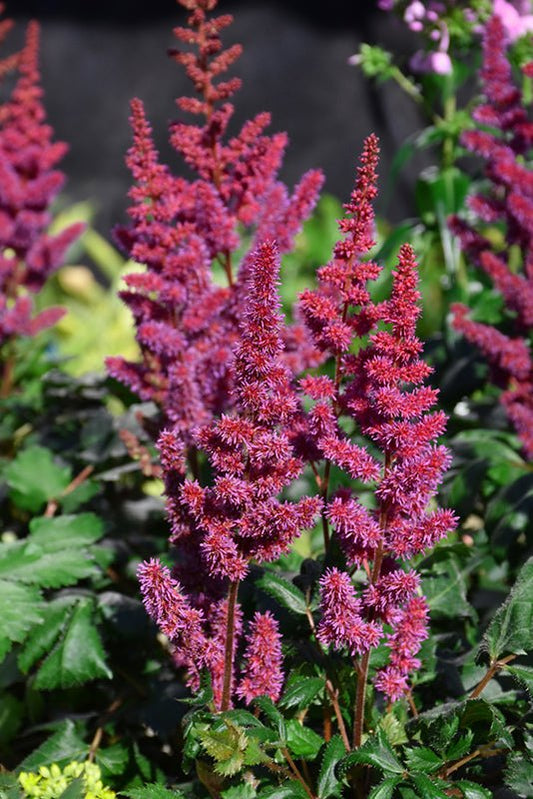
[254,696,287,743]
[58,777,85,799]
[34,599,112,689]
[28,514,104,551]
[0,543,98,588]
[286,720,323,760]
[504,664,533,697]
[422,559,472,619]
[0,579,43,646]
[317,735,346,799]
[5,447,71,513]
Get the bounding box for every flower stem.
[221,579,239,711]
[282,748,317,799]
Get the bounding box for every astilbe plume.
[300,135,457,707]
[450,14,533,458]
[0,19,84,394]
[139,240,321,708]
[107,0,323,445]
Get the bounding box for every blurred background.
[8,0,425,236]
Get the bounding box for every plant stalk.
[220,579,239,711]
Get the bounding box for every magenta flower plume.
[237,611,284,704]
[177,240,321,584]
[108,0,323,443]
[317,568,382,656]
[0,20,83,365]
[375,595,429,702]
[300,139,456,702]
[450,15,533,458]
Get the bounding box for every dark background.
[8,1,426,236]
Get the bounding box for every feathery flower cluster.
[107,0,322,442]
[300,135,456,699]
[135,1,456,716]
[0,19,83,373]
[451,14,533,458]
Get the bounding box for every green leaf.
[286,720,323,760]
[317,735,346,799]
[444,732,474,762]
[368,777,402,799]
[482,556,533,660]
[505,752,533,797]
[19,720,87,771]
[422,559,472,619]
[258,573,307,615]
[18,597,78,673]
[5,446,71,513]
[222,785,256,799]
[254,696,286,743]
[404,747,443,774]
[29,513,104,550]
[504,664,533,697]
[0,692,23,744]
[0,542,98,588]
[257,786,308,799]
[280,677,324,710]
[0,772,21,799]
[339,731,403,777]
[33,599,112,689]
[0,579,43,647]
[410,773,449,798]
[94,743,129,777]
[123,785,184,799]
[455,781,492,799]
[58,777,85,799]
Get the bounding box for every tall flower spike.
[450,15,533,458]
[0,20,84,393]
[300,140,456,701]
[108,0,323,445]
[237,611,284,704]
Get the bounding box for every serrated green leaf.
[29,513,104,551]
[504,664,533,696]
[317,735,346,799]
[122,784,184,799]
[504,752,533,798]
[258,573,307,615]
[6,447,71,513]
[0,542,98,588]
[0,772,21,799]
[368,777,402,799]
[483,557,533,660]
[222,784,256,799]
[404,747,443,774]
[18,597,77,673]
[19,720,87,771]
[286,720,323,760]
[410,773,449,798]
[0,579,43,645]
[444,731,474,762]
[280,677,324,710]
[339,731,403,777]
[94,743,129,777]
[422,559,472,619]
[455,781,492,799]
[33,599,112,689]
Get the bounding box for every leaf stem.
[282,748,317,799]
[469,653,517,699]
